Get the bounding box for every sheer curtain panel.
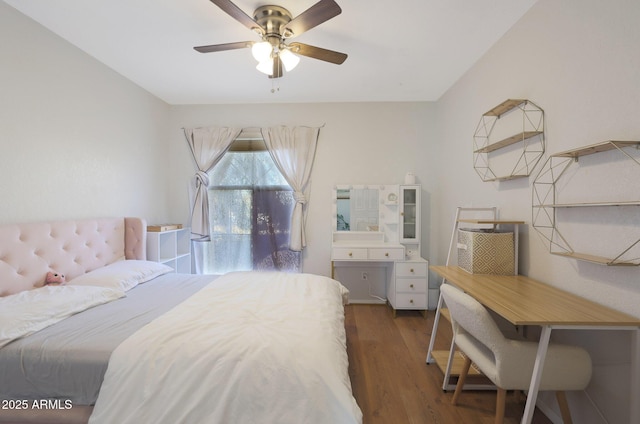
[184,127,242,241]
[261,126,320,251]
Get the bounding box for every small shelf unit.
[535,201,640,208]
[473,99,545,182]
[532,140,640,266]
[426,207,523,391]
[429,308,485,381]
[147,227,192,273]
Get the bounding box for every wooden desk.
[429,265,640,424]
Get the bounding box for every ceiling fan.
[194,0,348,78]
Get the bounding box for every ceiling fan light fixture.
[197,1,348,79]
[256,58,274,75]
[251,41,272,62]
[279,48,300,72]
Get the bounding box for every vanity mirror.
[334,186,380,231]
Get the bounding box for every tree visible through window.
[201,147,300,275]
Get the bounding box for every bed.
[0,217,362,424]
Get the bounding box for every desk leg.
[522,325,552,424]
[442,337,456,391]
[426,291,444,364]
[631,329,640,424]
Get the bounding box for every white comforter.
[89,271,362,424]
[0,285,124,349]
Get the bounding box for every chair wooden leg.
[451,356,472,405]
[556,391,573,424]
[495,388,506,424]
[512,390,525,403]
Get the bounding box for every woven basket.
[457,229,515,275]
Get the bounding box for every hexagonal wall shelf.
[473,99,545,181]
[532,140,640,265]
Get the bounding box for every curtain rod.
[180,124,325,132]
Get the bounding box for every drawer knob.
[385,252,389,257]
[410,268,414,273]
[348,252,353,257]
[410,284,414,288]
[410,299,414,304]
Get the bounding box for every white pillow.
[0,285,125,348]
[69,260,173,292]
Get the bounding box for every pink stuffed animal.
[45,271,66,285]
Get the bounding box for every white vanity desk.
[331,184,429,315]
[331,232,405,262]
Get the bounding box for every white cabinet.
[390,185,428,315]
[387,259,429,315]
[400,185,421,259]
[147,227,192,273]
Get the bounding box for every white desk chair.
[440,284,592,424]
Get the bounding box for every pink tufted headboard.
[0,217,147,296]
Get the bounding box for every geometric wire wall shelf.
[474,99,545,181]
[532,140,640,265]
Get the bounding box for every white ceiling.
[5,0,537,105]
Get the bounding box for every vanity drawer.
[396,262,428,277]
[368,247,404,261]
[395,293,427,309]
[332,248,368,260]
[396,278,427,293]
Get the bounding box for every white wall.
[0,2,171,225]
[435,0,640,422]
[168,102,439,278]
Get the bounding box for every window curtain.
[253,188,300,271]
[183,126,242,241]
[261,126,320,251]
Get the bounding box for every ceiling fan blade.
[288,42,347,65]
[283,0,342,38]
[269,56,283,79]
[209,0,264,34]
[194,41,253,53]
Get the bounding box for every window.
[200,143,300,274]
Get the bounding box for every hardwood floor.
[345,304,553,424]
